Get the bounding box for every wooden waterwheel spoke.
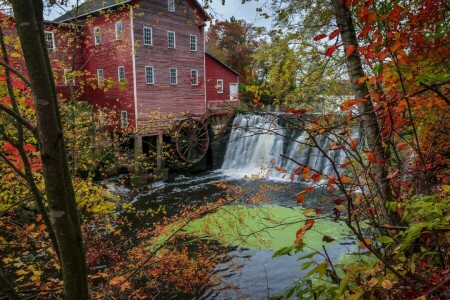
[175,118,209,164]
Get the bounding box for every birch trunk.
[9,1,89,298]
[333,0,391,219]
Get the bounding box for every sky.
[45,0,274,29]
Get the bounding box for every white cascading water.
[221,113,361,180]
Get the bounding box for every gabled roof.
[53,0,209,23]
[206,52,240,76]
[54,0,131,22]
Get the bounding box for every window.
[145,66,154,84]
[44,31,55,50]
[121,110,128,128]
[94,27,101,45]
[216,79,223,93]
[167,31,175,49]
[115,21,123,40]
[190,34,197,51]
[230,83,238,100]
[143,26,152,45]
[168,0,175,12]
[169,68,177,85]
[191,70,198,85]
[64,69,75,86]
[97,69,104,86]
[118,66,125,83]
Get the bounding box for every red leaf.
[346,45,355,56]
[329,29,340,39]
[294,167,302,176]
[313,34,327,41]
[358,25,372,38]
[23,144,35,152]
[341,160,352,168]
[325,45,339,56]
[311,173,322,182]
[295,219,314,244]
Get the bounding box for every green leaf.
[375,236,394,244]
[298,250,321,261]
[300,261,315,270]
[305,262,328,278]
[272,246,294,258]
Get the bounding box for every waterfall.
[221,113,361,179]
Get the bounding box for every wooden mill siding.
[133,0,207,131]
[205,53,239,110]
[82,7,135,129]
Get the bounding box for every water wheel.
[174,118,209,164]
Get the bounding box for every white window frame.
[168,0,175,12]
[94,27,101,45]
[191,70,198,85]
[167,31,176,49]
[64,69,75,86]
[143,26,152,46]
[169,68,177,85]
[217,79,224,93]
[97,69,104,86]
[121,110,128,128]
[115,21,123,40]
[145,66,154,84]
[118,66,125,83]
[44,31,55,50]
[190,34,197,52]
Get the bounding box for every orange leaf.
[346,44,355,56]
[367,11,377,25]
[340,98,367,111]
[365,151,377,163]
[313,34,327,41]
[359,237,372,249]
[305,186,314,193]
[355,76,368,84]
[295,219,314,244]
[340,175,353,184]
[329,28,340,39]
[296,193,306,205]
[349,138,359,150]
[367,76,377,86]
[110,276,126,285]
[397,141,408,150]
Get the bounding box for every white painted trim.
[217,79,224,93]
[130,6,138,130]
[143,26,153,46]
[203,28,206,113]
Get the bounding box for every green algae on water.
[184,205,352,250]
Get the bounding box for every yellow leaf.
[335,204,346,211]
[303,208,316,216]
[16,270,29,276]
[381,279,393,290]
[367,277,378,288]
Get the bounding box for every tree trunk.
[333,0,391,219]
[9,1,89,299]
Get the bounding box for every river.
[122,113,359,299]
